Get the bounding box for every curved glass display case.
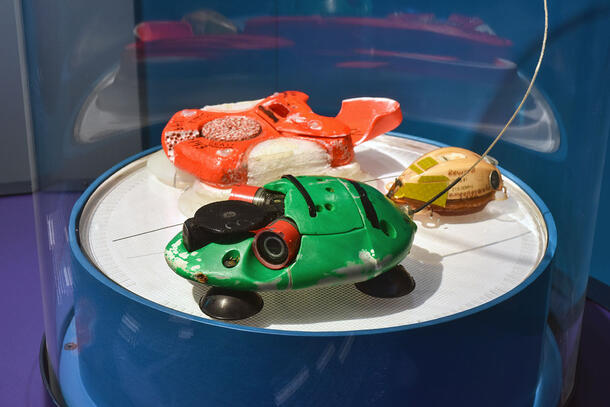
[19,0,609,405]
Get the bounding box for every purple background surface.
[0,194,53,406]
[0,193,607,406]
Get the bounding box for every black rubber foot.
[355,265,416,298]
[199,287,263,320]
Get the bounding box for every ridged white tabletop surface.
[79,135,547,332]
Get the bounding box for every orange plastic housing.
[161,91,402,188]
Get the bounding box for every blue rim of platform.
[69,131,558,337]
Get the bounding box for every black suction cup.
[355,265,415,298]
[199,287,264,320]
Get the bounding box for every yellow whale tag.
[395,176,449,207]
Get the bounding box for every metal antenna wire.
[410,0,549,214]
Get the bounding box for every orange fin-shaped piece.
[336,97,402,146]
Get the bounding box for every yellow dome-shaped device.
[388,147,504,215]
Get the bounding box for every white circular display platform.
[78,135,548,332]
